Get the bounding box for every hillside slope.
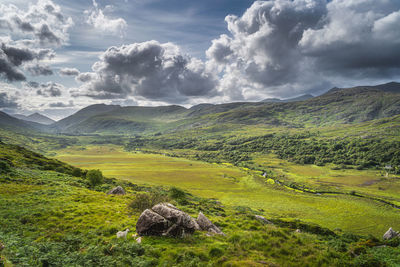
[13,113,55,125]
[46,82,400,134]
[0,111,44,133]
[50,104,121,133]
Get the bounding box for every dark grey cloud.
[26,64,53,76]
[59,67,79,76]
[12,16,35,32]
[78,41,217,102]
[299,1,400,78]
[36,24,61,45]
[0,43,54,81]
[27,81,40,88]
[207,0,400,100]
[0,92,18,108]
[35,82,63,97]
[0,0,72,85]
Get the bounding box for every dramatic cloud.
[0,42,54,81]
[59,67,80,76]
[85,0,127,36]
[34,82,64,97]
[26,64,53,76]
[299,0,400,78]
[0,0,72,82]
[0,0,73,47]
[76,41,218,103]
[207,0,400,99]
[0,92,18,108]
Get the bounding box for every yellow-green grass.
[55,145,400,236]
[254,153,400,204]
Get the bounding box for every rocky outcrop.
[107,186,126,195]
[136,203,199,237]
[197,212,225,235]
[383,227,399,240]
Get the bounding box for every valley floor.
[55,145,400,237]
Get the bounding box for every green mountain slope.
[0,111,44,133]
[261,94,314,103]
[50,104,121,133]
[37,81,400,134]
[12,112,55,125]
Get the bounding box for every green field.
[55,145,400,237]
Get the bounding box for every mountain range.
[1,81,400,135]
[261,94,314,103]
[12,113,55,125]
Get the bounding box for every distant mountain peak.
[323,81,400,96]
[261,94,314,103]
[27,113,55,125]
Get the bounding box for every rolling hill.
[5,81,399,135]
[0,111,43,133]
[12,113,55,125]
[261,94,314,103]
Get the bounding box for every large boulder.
[196,212,225,235]
[107,186,126,195]
[136,203,199,237]
[383,227,398,240]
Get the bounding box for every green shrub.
[71,168,82,177]
[86,169,103,187]
[128,191,169,212]
[0,160,11,174]
[169,187,185,200]
[209,247,224,258]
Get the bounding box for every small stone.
[383,227,398,240]
[107,186,126,195]
[295,229,301,233]
[197,212,225,235]
[255,215,273,224]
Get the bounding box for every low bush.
[86,169,103,187]
[128,191,169,212]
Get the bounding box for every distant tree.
[86,169,103,186]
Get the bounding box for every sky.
[0,0,400,120]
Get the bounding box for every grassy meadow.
[55,145,400,237]
[5,142,395,266]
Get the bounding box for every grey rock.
[107,186,126,195]
[136,209,171,236]
[196,212,225,235]
[383,227,398,240]
[136,203,199,237]
[255,215,273,224]
[152,203,199,231]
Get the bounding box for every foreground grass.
[1,142,400,266]
[55,145,400,237]
[2,167,400,266]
